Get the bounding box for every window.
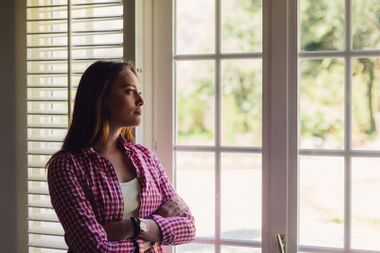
[26,0,124,252]
[299,0,380,252]
[150,0,380,253]
[174,0,263,252]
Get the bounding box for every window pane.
[221,0,262,53]
[176,60,215,145]
[352,158,380,251]
[176,152,215,238]
[221,153,261,241]
[352,0,380,50]
[221,59,262,147]
[221,246,261,253]
[300,0,344,51]
[300,59,344,149]
[299,156,344,247]
[176,0,215,54]
[176,243,214,253]
[352,58,380,150]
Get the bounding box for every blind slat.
[29,237,67,250]
[27,1,124,251]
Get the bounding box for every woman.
[46,61,196,253]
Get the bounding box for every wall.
[0,0,27,252]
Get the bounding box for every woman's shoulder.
[47,150,80,173]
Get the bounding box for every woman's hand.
[103,219,134,241]
[143,240,153,252]
[156,196,189,218]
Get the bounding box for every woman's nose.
[136,93,144,106]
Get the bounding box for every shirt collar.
[81,134,133,157]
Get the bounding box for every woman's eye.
[125,89,142,96]
[125,89,136,94]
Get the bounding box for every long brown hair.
[46,60,137,168]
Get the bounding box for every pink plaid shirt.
[47,135,196,253]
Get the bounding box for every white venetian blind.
[26,0,124,252]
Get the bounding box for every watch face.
[140,220,149,232]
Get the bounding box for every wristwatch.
[131,217,149,238]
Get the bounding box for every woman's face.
[105,68,144,128]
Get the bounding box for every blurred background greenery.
[176,0,380,150]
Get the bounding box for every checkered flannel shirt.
[47,135,196,253]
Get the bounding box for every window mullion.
[344,0,353,250]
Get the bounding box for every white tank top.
[119,177,141,219]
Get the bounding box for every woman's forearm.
[103,218,162,243]
[138,219,162,243]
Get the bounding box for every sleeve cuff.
[150,214,173,245]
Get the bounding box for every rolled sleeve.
[47,155,139,253]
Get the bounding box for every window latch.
[277,233,286,253]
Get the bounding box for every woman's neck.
[93,129,122,155]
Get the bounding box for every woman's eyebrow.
[122,83,137,88]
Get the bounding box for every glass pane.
[175,243,214,253]
[221,246,261,253]
[352,58,380,150]
[176,0,215,54]
[176,152,215,238]
[352,158,380,251]
[176,60,215,145]
[352,0,380,50]
[221,153,261,241]
[221,0,262,53]
[300,0,344,51]
[299,156,344,247]
[300,59,344,149]
[221,59,262,147]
